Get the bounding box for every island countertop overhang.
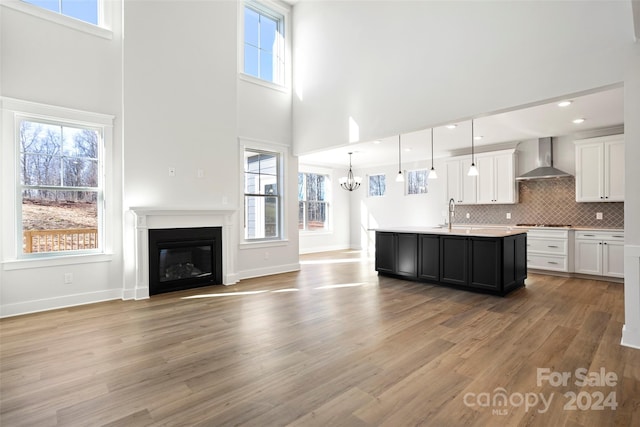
[372,227,528,238]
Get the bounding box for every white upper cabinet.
[475,149,518,204]
[445,149,517,205]
[445,156,477,204]
[575,135,624,202]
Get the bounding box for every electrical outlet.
[197,169,204,178]
[264,251,269,260]
[222,196,228,205]
[506,213,511,219]
[168,167,176,177]
[64,273,73,284]
[466,213,470,219]
[596,212,603,220]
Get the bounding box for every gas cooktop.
[516,223,572,228]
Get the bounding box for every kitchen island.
[375,227,527,296]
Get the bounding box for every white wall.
[348,158,447,252]
[292,1,631,154]
[0,2,124,316]
[122,0,299,285]
[622,41,640,349]
[1,0,299,316]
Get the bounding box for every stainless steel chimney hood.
[516,137,572,181]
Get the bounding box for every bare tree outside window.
[368,174,386,197]
[298,173,329,231]
[19,119,102,254]
[407,169,429,195]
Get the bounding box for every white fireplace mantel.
[127,207,238,299]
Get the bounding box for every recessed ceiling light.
[446,124,457,129]
[573,118,585,124]
[558,101,572,107]
[373,140,381,144]
[474,135,483,140]
[404,148,412,152]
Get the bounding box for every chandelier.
[339,152,362,191]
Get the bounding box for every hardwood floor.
[1,250,639,426]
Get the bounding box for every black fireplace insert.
[148,227,222,295]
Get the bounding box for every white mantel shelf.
[126,208,238,300]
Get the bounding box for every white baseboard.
[299,244,351,255]
[0,289,123,318]
[238,263,300,281]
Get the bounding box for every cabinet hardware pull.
[604,242,608,245]
[548,261,558,264]
[527,259,531,262]
[583,234,595,237]
[613,235,624,238]
[548,245,559,248]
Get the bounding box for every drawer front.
[575,231,624,241]
[527,254,568,272]
[525,229,569,239]
[527,238,567,255]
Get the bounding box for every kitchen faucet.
[448,198,455,231]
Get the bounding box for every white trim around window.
[239,137,289,246]
[237,0,291,92]
[1,97,114,268]
[1,0,114,39]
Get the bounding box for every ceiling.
[298,86,624,169]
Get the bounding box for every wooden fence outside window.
[23,228,98,253]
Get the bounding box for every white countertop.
[373,224,624,236]
[373,226,527,238]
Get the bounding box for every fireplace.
[148,227,222,295]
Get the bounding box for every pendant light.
[428,128,438,179]
[339,152,362,191]
[396,134,404,182]
[467,119,479,176]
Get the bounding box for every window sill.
[239,73,290,94]
[2,253,113,271]
[1,1,113,40]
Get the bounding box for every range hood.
[516,137,572,181]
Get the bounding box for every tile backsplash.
[453,177,624,228]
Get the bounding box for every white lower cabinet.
[525,229,571,272]
[574,231,624,278]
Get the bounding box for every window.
[243,0,285,86]
[368,174,386,197]
[244,149,281,240]
[18,118,103,255]
[298,173,329,231]
[406,169,429,195]
[22,0,99,25]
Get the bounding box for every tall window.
[243,1,285,86]
[407,169,429,195]
[22,0,99,25]
[369,174,386,197]
[244,149,281,240]
[298,173,329,231]
[18,118,103,255]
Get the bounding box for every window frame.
[298,171,331,233]
[368,173,387,197]
[238,0,290,92]
[2,0,113,39]
[406,168,429,195]
[242,144,285,243]
[1,97,114,265]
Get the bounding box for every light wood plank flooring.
[1,250,639,426]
